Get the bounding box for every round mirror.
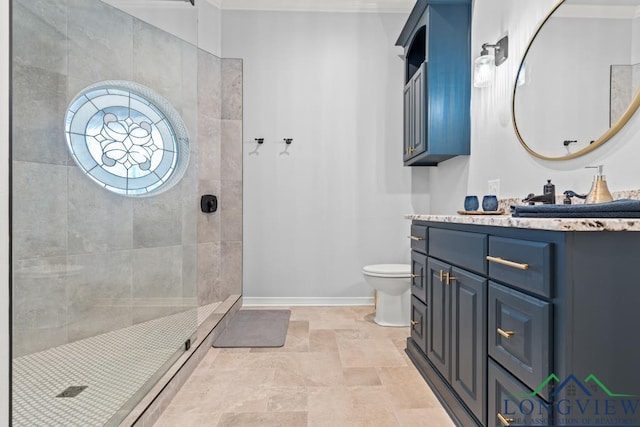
[513,0,640,160]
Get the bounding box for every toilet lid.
[362,264,411,278]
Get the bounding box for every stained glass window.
[64,81,190,196]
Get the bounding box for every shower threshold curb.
[120,294,242,427]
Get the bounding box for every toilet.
[362,264,411,327]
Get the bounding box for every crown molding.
[219,0,415,13]
[556,4,638,19]
[103,0,195,8]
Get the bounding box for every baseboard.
[242,297,374,307]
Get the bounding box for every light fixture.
[473,35,509,88]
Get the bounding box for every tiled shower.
[11,0,242,424]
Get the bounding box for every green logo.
[514,373,635,398]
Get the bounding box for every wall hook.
[284,138,293,145]
[255,138,264,144]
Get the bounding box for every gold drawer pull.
[487,256,529,270]
[497,328,515,339]
[411,274,421,279]
[408,236,424,241]
[444,273,456,286]
[497,413,514,426]
[411,320,420,326]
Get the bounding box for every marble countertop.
[405,214,640,232]
[407,190,640,231]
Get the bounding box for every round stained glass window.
[64,80,190,197]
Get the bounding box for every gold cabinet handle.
[487,256,529,270]
[411,320,420,326]
[497,413,514,426]
[408,236,424,241]
[439,270,444,282]
[411,274,421,278]
[497,328,515,339]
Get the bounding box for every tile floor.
[155,306,455,427]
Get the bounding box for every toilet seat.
[362,264,411,278]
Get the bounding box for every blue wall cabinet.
[396,0,471,166]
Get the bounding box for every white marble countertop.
[405,214,640,232]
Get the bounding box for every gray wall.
[197,54,243,306]
[12,0,243,357]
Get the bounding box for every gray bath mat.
[213,310,291,348]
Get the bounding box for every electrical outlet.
[488,179,500,198]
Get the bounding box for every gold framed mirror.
[512,0,640,161]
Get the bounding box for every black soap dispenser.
[544,179,556,204]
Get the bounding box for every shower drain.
[56,386,88,398]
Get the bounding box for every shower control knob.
[200,194,218,213]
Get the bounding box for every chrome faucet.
[523,179,556,205]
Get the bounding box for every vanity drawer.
[410,296,428,356]
[410,224,428,254]
[488,359,552,426]
[429,228,487,274]
[411,252,427,304]
[489,282,552,400]
[488,236,552,298]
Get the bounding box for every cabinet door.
[411,251,427,304]
[411,63,427,157]
[411,296,428,356]
[451,267,487,425]
[403,82,413,161]
[426,257,450,380]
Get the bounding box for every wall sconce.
[473,35,509,88]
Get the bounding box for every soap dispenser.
[585,165,613,204]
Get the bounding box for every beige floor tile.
[217,411,307,427]
[199,383,271,413]
[338,338,408,368]
[207,367,275,386]
[335,328,366,340]
[156,307,453,427]
[273,352,346,386]
[378,367,441,409]
[266,386,308,411]
[154,410,221,427]
[309,329,339,352]
[209,352,281,370]
[395,408,455,426]
[307,386,399,427]
[343,367,382,386]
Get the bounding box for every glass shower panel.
[11,0,198,425]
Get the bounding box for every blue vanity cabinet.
[411,296,428,355]
[451,267,487,423]
[406,221,640,426]
[396,0,471,166]
[426,257,451,379]
[424,256,487,424]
